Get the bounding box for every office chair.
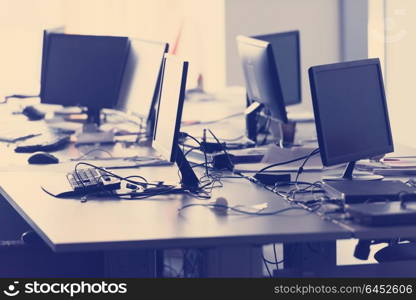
[354,239,416,263]
[374,242,416,263]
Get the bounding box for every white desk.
[3,99,414,277]
[0,165,350,252]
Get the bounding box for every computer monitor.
[153,54,199,189]
[40,33,130,125]
[254,30,301,106]
[309,58,394,180]
[237,35,288,124]
[117,38,168,136]
[41,27,65,91]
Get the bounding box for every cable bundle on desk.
[245,148,351,217]
[69,130,233,201]
[179,129,240,199]
[180,140,324,212]
[73,162,183,201]
[250,148,324,209]
[72,160,231,201]
[183,134,326,210]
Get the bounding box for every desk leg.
[201,245,263,277]
[104,250,156,277]
[282,241,337,277]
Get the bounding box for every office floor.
[261,241,385,277]
[162,241,387,277]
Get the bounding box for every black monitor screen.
[309,59,393,166]
[236,35,288,123]
[41,34,129,109]
[255,31,301,106]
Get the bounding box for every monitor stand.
[245,99,297,147]
[245,101,264,142]
[75,107,115,145]
[174,144,200,191]
[268,118,297,148]
[323,161,383,181]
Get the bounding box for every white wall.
[224,0,342,110]
[368,0,386,73]
[0,0,64,96]
[63,0,225,91]
[0,0,342,101]
[381,0,416,148]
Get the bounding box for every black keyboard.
[67,167,121,194]
[14,135,71,153]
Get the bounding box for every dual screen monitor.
[237,33,393,176]
[40,30,169,130]
[237,31,301,125]
[40,31,197,187]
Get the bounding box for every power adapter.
[253,173,291,185]
[200,141,226,153]
[212,153,234,170]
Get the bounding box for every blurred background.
[0,0,414,147]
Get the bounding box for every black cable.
[261,246,284,267]
[207,128,234,170]
[210,135,244,142]
[257,154,317,174]
[178,203,305,216]
[113,186,180,200]
[182,129,230,199]
[273,243,279,266]
[262,256,278,265]
[1,94,39,104]
[295,148,320,189]
[261,179,326,215]
[184,133,202,147]
[184,147,196,157]
[262,253,273,278]
[202,129,209,176]
[274,181,322,198]
[124,175,148,186]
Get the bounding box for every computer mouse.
[22,105,45,121]
[28,152,59,164]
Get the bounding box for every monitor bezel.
[40,27,65,92]
[254,30,301,106]
[309,58,394,166]
[116,38,169,120]
[236,35,288,124]
[152,54,189,163]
